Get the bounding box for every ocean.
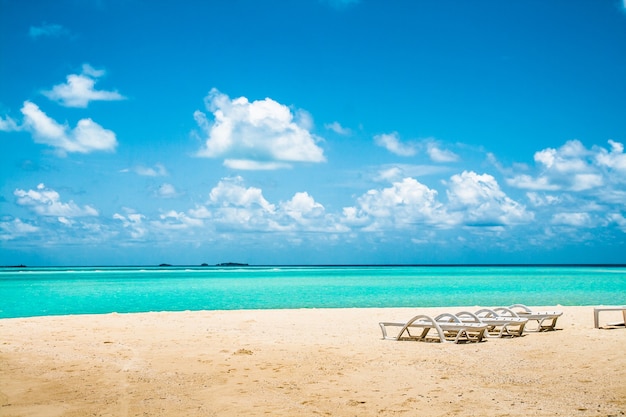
[1,265,625,318]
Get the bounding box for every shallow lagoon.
[1,265,625,318]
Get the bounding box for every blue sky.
[1,0,625,266]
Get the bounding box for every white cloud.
[344,177,451,230]
[447,171,531,226]
[181,178,345,234]
[526,192,562,207]
[608,213,626,232]
[187,205,212,219]
[152,211,204,230]
[113,211,146,239]
[374,132,417,156]
[29,23,69,39]
[374,164,452,183]
[121,164,169,177]
[569,173,604,191]
[0,218,39,241]
[595,139,626,173]
[506,174,560,191]
[224,159,293,170]
[195,89,325,169]
[0,115,21,132]
[281,192,325,222]
[376,167,404,182]
[506,139,623,192]
[426,142,459,162]
[551,212,591,227]
[136,164,168,176]
[57,216,74,226]
[534,141,589,173]
[156,183,181,198]
[43,64,126,108]
[14,183,99,217]
[20,101,117,155]
[343,172,533,232]
[278,192,346,232]
[209,177,275,212]
[325,121,351,135]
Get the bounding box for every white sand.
[1,306,625,416]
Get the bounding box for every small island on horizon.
[158,262,249,267]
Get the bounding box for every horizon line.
[3,263,626,268]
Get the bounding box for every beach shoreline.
[1,306,625,416]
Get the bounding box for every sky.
[1,0,626,266]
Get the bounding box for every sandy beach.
[1,306,625,417]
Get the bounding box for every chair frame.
[379,313,487,344]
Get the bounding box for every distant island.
[155,263,248,267]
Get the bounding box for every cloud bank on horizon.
[1,0,625,265]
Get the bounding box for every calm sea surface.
[1,265,625,318]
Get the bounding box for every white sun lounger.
[507,304,563,331]
[379,313,488,343]
[454,308,528,338]
[593,306,626,328]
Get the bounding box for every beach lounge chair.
[379,313,488,343]
[454,308,528,338]
[507,304,563,332]
[593,306,626,328]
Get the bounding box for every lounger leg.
[408,327,431,341]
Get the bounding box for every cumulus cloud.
[526,192,562,207]
[595,140,626,174]
[113,211,146,239]
[0,218,39,241]
[506,139,626,192]
[343,171,533,232]
[200,178,279,231]
[43,64,126,108]
[507,174,560,191]
[209,176,275,213]
[281,192,325,222]
[156,183,181,198]
[153,211,204,230]
[180,177,344,233]
[374,132,417,156]
[29,23,69,39]
[14,183,99,217]
[447,171,531,226]
[194,89,325,170]
[374,164,451,183]
[20,101,117,155]
[343,177,451,230]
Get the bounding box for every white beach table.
[593,306,626,328]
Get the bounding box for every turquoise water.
[1,266,625,318]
